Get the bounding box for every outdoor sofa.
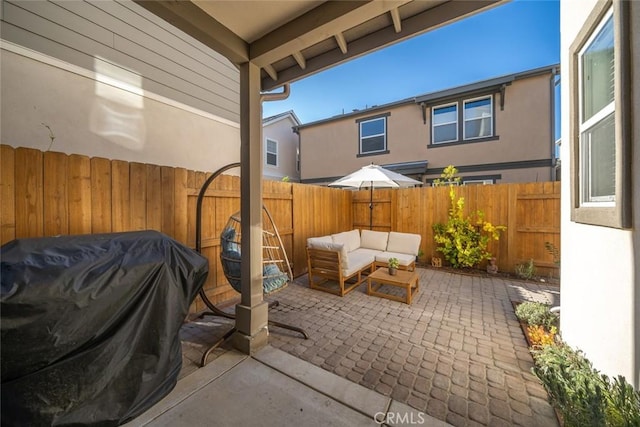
[306,229,421,297]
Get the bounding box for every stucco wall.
[299,71,554,183]
[560,0,639,387]
[263,116,300,181]
[1,46,240,172]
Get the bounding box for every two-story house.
[297,65,559,186]
[262,110,301,182]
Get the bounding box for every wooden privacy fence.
[353,181,561,278]
[0,145,353,314]
[1,145,560,314]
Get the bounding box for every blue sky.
[262,0,560,125]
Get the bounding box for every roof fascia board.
[264,113,300,127]
[133,0,249,64]
[296,98,415,130]
[415,77,514,104]
[262,0,507,90]
[415,63,559,104]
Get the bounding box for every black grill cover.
[1,230,208,426]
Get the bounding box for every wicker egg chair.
[195,163,307,366]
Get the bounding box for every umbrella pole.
[369,184,373,230]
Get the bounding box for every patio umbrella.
[329,163,422,230]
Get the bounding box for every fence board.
[15,147,43,238]
[68,154,92,235]
[161,166,175,238]
[129,162,147,231]
[111,160,131,232]
[44,152,69,236]
[90,157,112,234]
[146,164,162,231]
[1,145,16,244]
[173,167,188,245]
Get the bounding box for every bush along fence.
[515,302,640,426]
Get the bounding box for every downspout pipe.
[550,67,560,181]
[261,84,290,103]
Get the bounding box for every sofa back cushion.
[360,230,388,251]
[386,232,421,256]
[331,230,360,252]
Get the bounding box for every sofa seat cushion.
[343,251,375,277]
[332,229,361,252]
[375,251,416,267]
[360,230,388,251]
[350,247,381,258]
[386,231,421,256]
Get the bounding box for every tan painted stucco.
[299,70,555,184]
[262,114,300,182]
[1,47,240,173]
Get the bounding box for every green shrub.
[515,258,536,279]
[432,166,505,269]
[514,301,557,329]
[532,342,640,427]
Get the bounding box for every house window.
[570,0,631,228]
[464,96,493,140]
[359,117,386,154]
[431,96,494,144]
[296,147,300,172]
[432,103,458,143]
[463,179,494,185]
[266,138,278,166]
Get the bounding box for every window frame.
[432,102,458,144]
[463,95,494,141]
[463,179,494,185]
[265,137,278,167]
[357,113,389,156]
[569,0,631,228]
[430,94,496,146]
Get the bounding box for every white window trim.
[359,117,387,154]
[432,102,458,144]
[265,138,278,167]
[463,179,494,185]
[577,8,615,206]
[463,95,493,141]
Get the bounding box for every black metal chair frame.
[195,162,308,366]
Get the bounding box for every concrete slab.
[254,345,390,418]
[126,351,248,426]
[129,350,377,426]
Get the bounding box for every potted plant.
[388,257,399,276]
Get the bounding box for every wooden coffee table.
[367,267,419,304]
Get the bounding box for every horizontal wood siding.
[1,0,239,122]
[0,146,560,318]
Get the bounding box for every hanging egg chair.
[219,207,292,295]
[194,162,307,366]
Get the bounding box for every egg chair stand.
[195,163,308,366]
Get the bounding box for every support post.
[233,61,269,354]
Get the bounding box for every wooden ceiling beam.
[262,0,507,90]
[250,1,410,67]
